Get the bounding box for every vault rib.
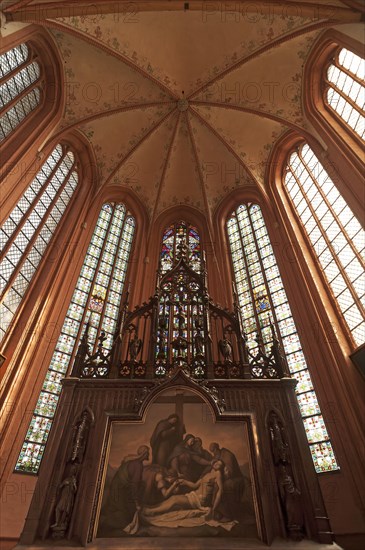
[191,100,312,137]
[47,102,176,145]
[27,19,180,100]
[188,20,339,101]
[3,0,35,12]
[185,110,215,244]
[149,111,181,233]
[101,106,177,189]
[189,105,264,194]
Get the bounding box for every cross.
[154,388,203,426]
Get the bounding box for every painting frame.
[91,387,264,542]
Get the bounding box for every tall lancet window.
[15,203,135,474]
[0,43,42,141]
[326,47,365,141]
[284,144,364,347]
[227,203,339,472]
[160,221,201,274]
[0,144,78,344]
[156,222,203,376]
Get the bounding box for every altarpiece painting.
[96,391,258,538]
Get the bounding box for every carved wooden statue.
[218,338,233,363]
[71,410,90,464]
[278,464,305,541]
[270,414,289,465]
[129,334,142,362]
[269,412,304,541]
[51,463,78,539]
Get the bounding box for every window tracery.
[160,221,201,274]
[284,143,365,347]
[0,144,78,344]
[153,222,204,376]
[15,203,135,474]
[0,43,42,141]
[227,203,339,472]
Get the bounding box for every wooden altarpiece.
[19,247,333,548]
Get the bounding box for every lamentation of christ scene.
[97,392,257,537]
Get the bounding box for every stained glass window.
[0,144,78,344]
[326,47,365,141]
[285,143,365,346]
[160,221,201,274]
[14,203,135,474]
[0,43,42,141]
[227,203,339,472]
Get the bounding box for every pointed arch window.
[0,144,78,344]
[15,203,135,474]
[160,221,201,274]
[325,47,365,141]
[227,203,339,473]
[156,221,203,376]
[284,143,364,347]
[0,43,42,141]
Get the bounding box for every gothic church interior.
[0,1,364,549]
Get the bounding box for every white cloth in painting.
[124,498,237,534]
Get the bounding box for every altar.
[18,245,333,547]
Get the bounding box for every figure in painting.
[209,442,242,479]
[168,434,212,481]
[209,442,245,520]
[150,413,185,467]
[143,460,225,520]
[98,445,150,536]
[142,464,184,506]
[98,402,256,538]
[191,437,213,480]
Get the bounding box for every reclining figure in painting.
[124,459,238,534]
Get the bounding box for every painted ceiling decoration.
[2,1,363,224]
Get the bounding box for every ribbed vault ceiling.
[3,1,363,225]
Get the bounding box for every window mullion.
[288,166,341,265]
[0,161,76,301]
[228,204,340,473]
[93,208,128,352]
[300,153,364,267]
[247,207,284,350]
[325,80,364,117]
[334,59,364,87]
[0,57,38,86]
[236,216,262,345]
[71,205,119,362]
[0,45,28,80]
[290,160,363,322]
[298,156,365,317]
[0,83,41,117]
[0,153,66,262]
